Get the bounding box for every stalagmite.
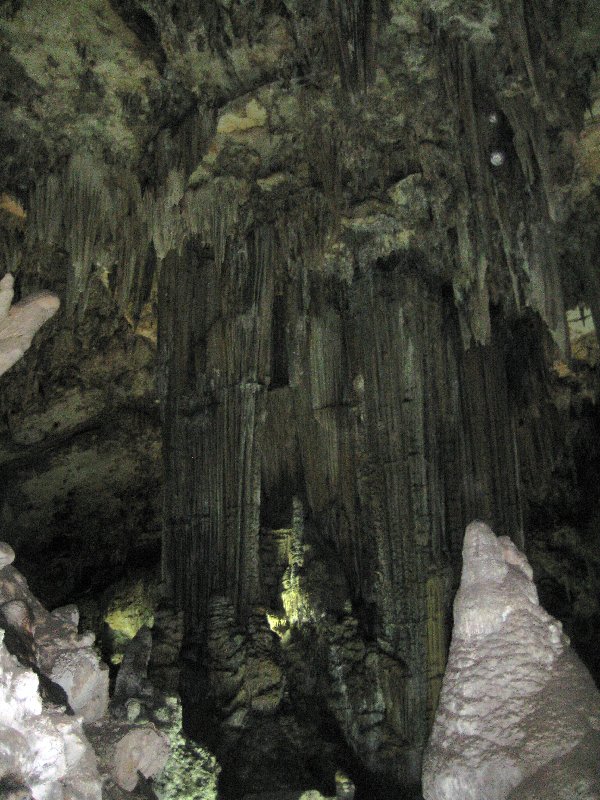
[422,521,600,800]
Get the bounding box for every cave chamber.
[0,0,599,797]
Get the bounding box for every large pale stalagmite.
[422,520,600,800]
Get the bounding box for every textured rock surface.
[0,273,59,377]
[0,548,174,800]
[84,718,169,792]
[0,628,102,800]
[0,540,15,569]
[152,695,220,800]
[0,554,109,721]
[422,520,600,800]
[0,275,161,611]
[113,625,153,705]
[147,599,184,694]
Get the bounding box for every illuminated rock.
[152,695,220,800]
[422,521,600,800]
[335,769,355,799]
[0,542,15,570]
[46,648,108,722]
[0,555,108,722]
[0,274,60,378]
[0,629,102,800]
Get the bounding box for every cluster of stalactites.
[3,109,210,318]
[430,0,582,354]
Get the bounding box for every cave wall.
[154,2,596,791]
[159,216,529,789]
[0,274,161,608]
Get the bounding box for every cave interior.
[0,0,599,797]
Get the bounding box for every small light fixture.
[490,150,505,167]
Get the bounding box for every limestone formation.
[0,554,109,722]
[422,521,600,800]
[152,695,220,800]
[0,0,599,795]
[84,718,169,793]
[0,541,15,570]
[0,545,176,799]
[334,770,355,800]
[113,625,154,705]
[0,274,59,377]
[0,628,102,800]
[148,600,184,694]
[0,265,170,798]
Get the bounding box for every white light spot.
[490,150,505,167]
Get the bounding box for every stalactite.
[62,155,112,314]
[325,0,379,93]
[433,9,574,353]
[27,173,63,251]
[11,106,218,318]
[0,228,23,276]
[425,573,445,726]
[181,177,248,272]
[160,223,276,632]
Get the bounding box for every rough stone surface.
[0,541,15,569]
[0,274,59,378]
[0,628,102,800]
[0,277,161,612]
[0,555,109,722]
[422,521,600,800]
[85,718,169,793]
[113,625,153,705]
[147,600,184,694]
[151,695,220,800]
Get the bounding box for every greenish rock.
[153,696,220,800]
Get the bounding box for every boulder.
[0,554,109,721]
[85,718,169,792]
[0,629,102,800]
